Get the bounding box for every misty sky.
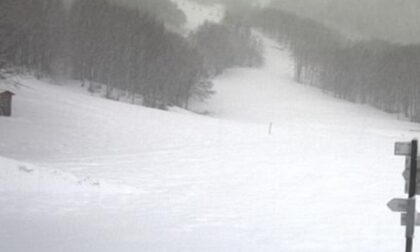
[62,0,420,44]
[269,0,420,44]
[190,0,420,44]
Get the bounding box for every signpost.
[402,157,420,193]
[401,212,420,226]
[388,198,411,212]
[389,139,418,252]
[395,142,413,156]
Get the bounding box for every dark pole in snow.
[406,139,417,252]
[408,139,417,198]
[406,239,413,252]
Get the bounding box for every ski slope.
[1,2,420,252]
[0,33,418,252]
[192,33,415,134]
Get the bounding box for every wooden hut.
[0,89,15,116]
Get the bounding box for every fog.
[61,0,420,44]
[270,0,420,44]
[188,0,420,44]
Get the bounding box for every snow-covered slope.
[1,32,418,252]
[1,3,420,250]
[192,33,416,134]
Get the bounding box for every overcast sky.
[269,0,420,44]
[62,0,420,44]
[197,0,420,44]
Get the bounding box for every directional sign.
[406,198,417,238]
[391,139,418,252]
[395,142,412,156]
[388,198,409,212]
[401,213,420,226]
[402,156,420,194]
[403,169,409,180]
[402,158,420,175]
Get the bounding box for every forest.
[0,0,261,109]
[250,8,420,121]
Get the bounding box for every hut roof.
[0,89,15,95]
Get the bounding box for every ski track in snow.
[1,2,420,252]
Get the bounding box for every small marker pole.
[268,122,273,135]
[406,139,418,252]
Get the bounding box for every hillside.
[1,31,418,252]
[1,1,419,251]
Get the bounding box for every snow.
[1,3,420,252]
[192,34,417,135]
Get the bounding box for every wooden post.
[406,139,418,252]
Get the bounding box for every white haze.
[187,0,420,44]
[269,0,420,44]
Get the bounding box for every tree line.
[250,8,420,121]
[0,0,262,110]
[190,14,263,76]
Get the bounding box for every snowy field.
[1,1,420,252]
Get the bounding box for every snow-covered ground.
[1,1,420,251]
[1,33,418,252]
[192,33,417,135]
